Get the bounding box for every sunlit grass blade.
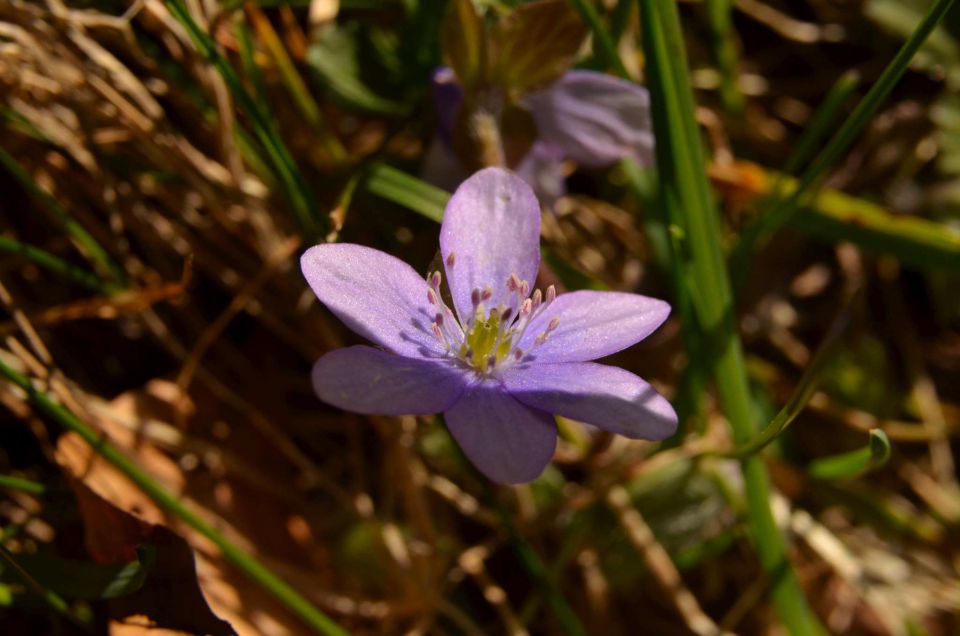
[808,430,892,480]
[705,0,743,112]
[0,146,126,286]
[737,0,956,256]
[0,357,349,636]
[717,162,960,273]
[567,0,630,78]
[164,0,323,235]
[364,164,448,222]
[637,0,823,632]
[245,5,347,164]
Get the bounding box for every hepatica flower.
[426,67,654,201]
[301,168,676,484]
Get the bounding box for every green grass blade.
[363,164,448,221]
[726,163,960,273]
[808,430,892,480]
[0,146,126,285]
[780,70,862,178]
[705,0,743,112]
[726,310,852,459]
[0,474,45,495]
[731,71,861,285]
[638,1,823,632]
[739,0,956,254]
[245,6,347,163]
[0,236,119,295]
[164,0,323,235]
[567,0,630,78]
[0,358,348,636]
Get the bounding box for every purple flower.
[301,168,676,484]
[425,68,654,201]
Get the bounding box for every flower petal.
[517,290,670,363]
[445,381,556,484]
[440,167,541,322]
[514,142,567,205]
[523,70,654,168]
[301,243,445,358]
[502,362,677,440]
[431,67,461,143]
[312,346,468,415]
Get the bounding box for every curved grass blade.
[808,430,892,480]
[724,309,852,460]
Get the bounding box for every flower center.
[426,257,558,375]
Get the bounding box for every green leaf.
[9,545,155,601]
[306,25,408,115]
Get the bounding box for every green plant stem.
[638,1,822,633]
[0,359,348,636]
[0,146,126,286]
[567,0,630,78]
[739,0,956,255]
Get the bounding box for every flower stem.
[637,0,823,632]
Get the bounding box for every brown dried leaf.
[489,0,587,97]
